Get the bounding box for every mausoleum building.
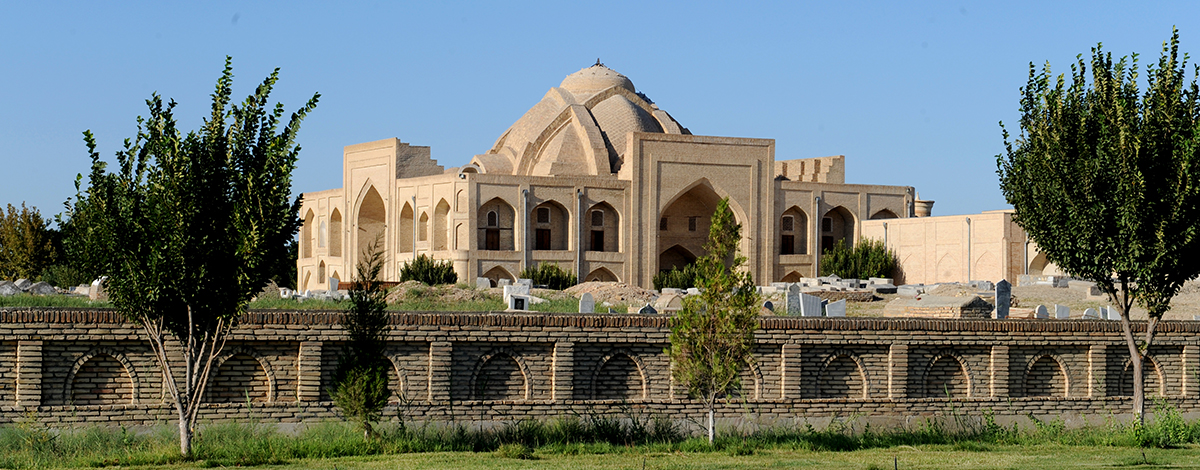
[296,64,921,291]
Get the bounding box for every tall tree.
[666,197,759,444]
[997,29,1200,423]
[0,203,58,281]
[68,57,318,455]
[330,237,392,439]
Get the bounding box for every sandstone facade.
[297,64,916,291]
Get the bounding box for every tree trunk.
[1131,351,1145,425]
[178,415,192,456]
[707,407,714,445]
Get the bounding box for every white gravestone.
[1054,304,1070,319]
[578,293,595,314]
[800,293,824,317]
[826,299,847,317]
[476,277,492,289]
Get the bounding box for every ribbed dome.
[560,64,635,96]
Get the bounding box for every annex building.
[296,63,926,291]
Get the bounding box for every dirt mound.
[565,281,656,308]
[386,281,498,304]
[925,283,979,297]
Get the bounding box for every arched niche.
[301,209,314,258]
[585,267,619,283]
[434,199,450,251]
[586,201,619,252]
[482,265,515,286]
[418,212,429,242]
[820,206,855,254]
[780,206,808,255]
[357,186,386,262]
[329,208,343,257]
[399,203,414,253]
[478,198,515,251]
[658,244,697,272]
[870,209,899,219]
[531,200,569,251]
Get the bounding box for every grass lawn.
[83,445,1200,469]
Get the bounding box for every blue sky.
[2,1,1197,220]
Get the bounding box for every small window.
[781,234,795,255]
[688,216,698,232]
[487,211,498,227]
[660,217,668,231]
[537,207,550,224]
[822,217,833,233]
[591,210,604,227]
[781,216,794,232]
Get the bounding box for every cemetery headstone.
[800,293,823,317]
[1054,304,1069,319]
[1107,306,1121,320]
[507,294,529,311]
[1035,305,1049,319]
[14,279,31,291]
[786,285,801,315]
[578,293,594,314]
[762,300,774,312]
[686,287,701,296]
[28,282,56,296]
[638,303,657,314]
[498,278,512,287]
[826,299,847,317]
[476,277,492,289]
[1083,308,1099,319]
[516,278,533,288]
[0,281,18,296]
[995,280,1011,319]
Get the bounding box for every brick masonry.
[1,308,1198,428]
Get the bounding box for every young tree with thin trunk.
[66,58,318,456]
[666,197,759,444]
[331,237,392,439]
[0,203,57,281]
[997,29,1200,423]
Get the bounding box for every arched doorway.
[586,202,619,252]
[357,186,386,263]
[531,200,569,251]
[780,206,808,255]
[658,182,724,271]
[478,198,515,250]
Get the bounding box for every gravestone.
[1054,304,1070,319]
[89,277,108,301]
[1083,308,1099,319]
[686,287,701,296]
[762,300,774,312]
[476,277,492,289]
[771,282,788,290]
[578,293,594,314]
[995,280,1011,319]
[28,282,56,296]
[662,288,681,295]
[1035,305,1049,319]
[638,303,657,314]
[279,288,292,299]
[13,279,31,291]
[872,283,898,294]
[1107,306,1121,320]
[826,299,847,317]
[786,285,801,315]
[869,277,894,285]
[503,284,530,305]
[0,281,18,296]
[498,278,512,287]
[507,294,529,311]
[516,278,533,288]
[800,293,823,317]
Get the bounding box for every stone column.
[780,343,802,399]
[296,341,323,402]
[552,342,574,401]
[1183,344,1199,397]
[990,345,1010,397]
[1088,344,1108,398]
[428,341,452,402]
[888,343,909,399]
[16,340,42,408]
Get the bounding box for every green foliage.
[997,28,1200,422]
[398,254,457,285]
[667,197,760,444]
[37,265,90,289]
[65,57,318,456]
[653,264,697,290]
[519,262,577,290]
[818,238,898,279]
[332,238,392,439]
[0,203,58,281]
[494,443,534,459]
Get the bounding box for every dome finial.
[594,58,604,67]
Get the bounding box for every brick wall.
[1,308,1198,428]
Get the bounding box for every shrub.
[519,262,577,290]
[819,238,898,279]
[399,254,457,285]
[653,264,696,290]
[494,442,534,459]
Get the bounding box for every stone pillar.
[1088,344,1109,398]
[428,341,452,402]
[1183,345,1199,397]
[990,345,1010,397]
[296,341,323,402]
[16,340,42,408]
[780,343,802,399]
[888,343,909,399]
[552,342,574,401]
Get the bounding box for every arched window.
[330,209,343,257]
